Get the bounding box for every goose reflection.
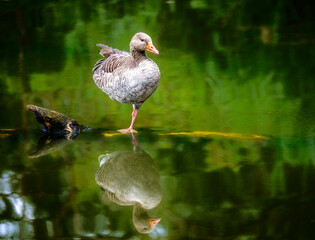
[95,139,162,234]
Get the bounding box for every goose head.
[133,203,161,234]
[130,32,159,55]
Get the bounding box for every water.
[0,0,314,239]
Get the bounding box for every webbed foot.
[117,128,138,134]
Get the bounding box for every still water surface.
[0,0,314,239]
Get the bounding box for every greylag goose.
[95,146,162,233]
[92,32,160,133]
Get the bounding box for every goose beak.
[146,42,159,54]
[149,217,161,228]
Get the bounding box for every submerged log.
[27,105,88,137]
[28,134,73,158]
[27,104,93,158]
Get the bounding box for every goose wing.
[92,44,132,73]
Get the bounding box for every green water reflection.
[1,131,314,239]
[0,0,314,239]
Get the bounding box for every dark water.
[0,0,314,239]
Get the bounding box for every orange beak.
[149,217,161,228]
[146,42,159,54]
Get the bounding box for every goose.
[92,32,160,133]
[95,147,162,233]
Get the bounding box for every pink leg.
[118,109,138,134]
[130,131,139,147]
[129,109,138,130]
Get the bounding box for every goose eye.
[140,38,144,42]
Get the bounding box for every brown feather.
[93,53,136,73]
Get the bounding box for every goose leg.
[118,108,138,134]
[129,108,138,131]
[131,131,139,147]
